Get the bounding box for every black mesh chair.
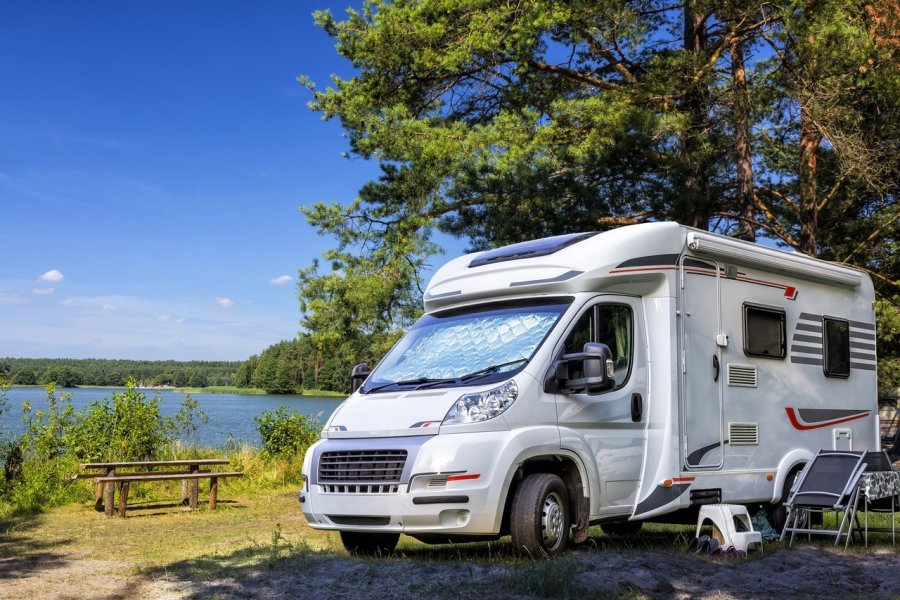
[780,449,868,547]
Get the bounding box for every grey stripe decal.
[615,254,680,268]
[509,269,583,287]
[793,334,822,344]
[851,362,877,371]
[797,408,869,422]
[791,356,823,365]
[796,323,822,333]
[634,483,691,517]
[424,289,462,300]
[686,441,726,466]
[849,331,876,341]
[851,342,876,352]
[799,312,821,321]
[850,351,876,361]
[850,320,876,331]
[791,345,823,355]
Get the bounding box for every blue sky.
[0,2,462,361]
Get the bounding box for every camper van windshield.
[362,300,571,393]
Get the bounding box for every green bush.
[69,381,175,461]
[255,407,321,457]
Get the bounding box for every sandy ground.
[2,543,899,599]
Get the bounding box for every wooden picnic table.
[77,459,242,517]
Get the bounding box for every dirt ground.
[3,539,899,599]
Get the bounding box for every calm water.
[0,387,345,448]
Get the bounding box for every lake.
[0,386,345,448]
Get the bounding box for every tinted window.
[823,318,851,377]
[562,304,633,389]
[743,304,786,359]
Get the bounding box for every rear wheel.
[510,473,570,556]
[767,468,801,534]
[600,521,643,536]
[339,531,399,556]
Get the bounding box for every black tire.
[339,531,400,556]
[600,520,643,536]
[510,473,570,556]
[767,468,801,534]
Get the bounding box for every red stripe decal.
[446,473,480,482]
[672,476,695,483]
[785,407,870,430]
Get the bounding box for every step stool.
[695,504,763,553]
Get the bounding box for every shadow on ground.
[139,529,900,600]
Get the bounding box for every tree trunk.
[680,4,712,230]
[730,37,756,242]
[798,105,820,256]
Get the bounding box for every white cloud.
[102,304,116,311]
[39,269,64,282]
[269,274,292,285]
[0,293,22,304]
[32,287,54,295]
[215,297,234,308]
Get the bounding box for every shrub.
[255,407,321,458]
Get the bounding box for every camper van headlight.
[442,381,518,425]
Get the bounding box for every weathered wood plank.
[94,472,243,483]
[209,477,218,510]
[118,482,130,518]
[80,459,229,469]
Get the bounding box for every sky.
[0,1,464,361]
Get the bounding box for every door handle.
[713,355,720,382]
[631,393,643,422]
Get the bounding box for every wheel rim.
[541,491,565,549]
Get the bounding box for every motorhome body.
[300,222,878,555]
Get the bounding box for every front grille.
[327,515,391,527]
[319,449,408,483]
[322,484,399,494]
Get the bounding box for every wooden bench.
[76,460,243,517]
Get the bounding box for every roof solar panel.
[468,232,598,268]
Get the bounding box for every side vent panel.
[729,422,759,445]
[727,363,758,388]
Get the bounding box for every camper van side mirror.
[350,363,371,393]
[544,342,614,395]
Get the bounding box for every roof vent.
[468,232,597,268]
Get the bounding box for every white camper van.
[299,222,878,555]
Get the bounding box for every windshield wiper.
[368,359,530,393]
[457,358,529,382]
[365,377,449,394]
[415,358,530,389]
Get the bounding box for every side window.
[562,304,633,389]
[743,304,786,359]
[823,318,850,378]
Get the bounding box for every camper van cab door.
[680,256,725,469]
[555,297,647,515]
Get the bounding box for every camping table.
[853,471,900,546]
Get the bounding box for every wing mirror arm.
[544,342,615,395]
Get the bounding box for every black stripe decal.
[791,356,823,365]
[796,323,823,333]
[615,254,680,268]
[851,342,876,352]
[792,334,822,344]
[791,345,823,354]
[686,441,725,466]
[851,362,877,371]
[634,483,691,517]
[850,351,876,361]
[850,320,876,331]
[799,312,822,321]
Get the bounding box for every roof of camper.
[424,222,685,310]
[423,222,869,312]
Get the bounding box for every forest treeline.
[232,335,350,394]
[0,358,239,388]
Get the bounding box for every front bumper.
[300,431,527,535]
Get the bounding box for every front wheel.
[510,473,570,556]
[339,531,399,556]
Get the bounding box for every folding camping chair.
[847,450,899,547]
[779,449,868,547]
